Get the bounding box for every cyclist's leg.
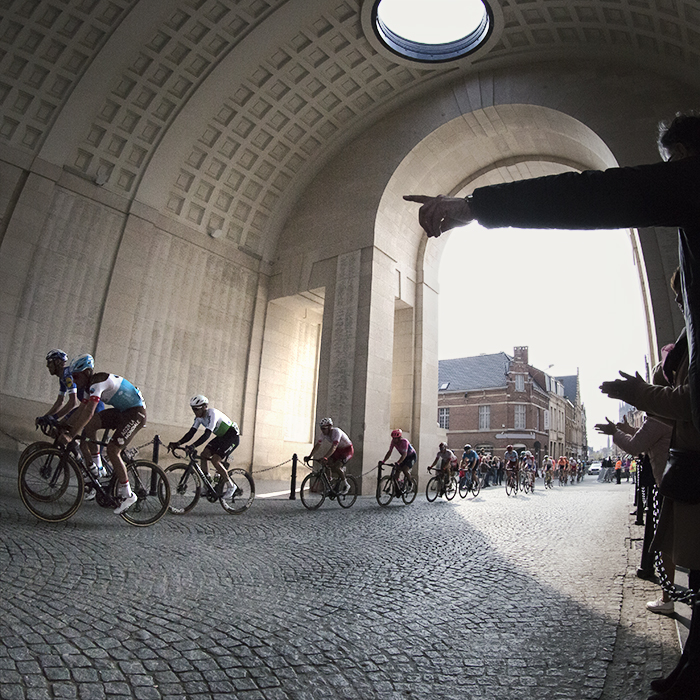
[328,458,348,491]
[104,407,146,512]
[401,453,417,490]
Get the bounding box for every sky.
[437,222,657,451]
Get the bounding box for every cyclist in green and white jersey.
[168,395,240,498]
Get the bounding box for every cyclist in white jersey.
[58,354,147,514]
[168,395,240,498]
[305,417,353,494]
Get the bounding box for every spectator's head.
[670,266,683,313]
[658,112,700,161]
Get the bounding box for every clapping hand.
[594,418,617,435]
[600,371,645,404]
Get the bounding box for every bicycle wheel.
[338,474,358,508]
[376,475,394,506]
[165,463,200,514]
[458,473,469,498]
[300,472,326,510]
[471,473,482,498]
[402,478,418,505]
[426,475,440,502]
[19,447,83,522]
[18,440,53,472]
[220,468,255,514]
[445,475,457,500]
[117,460,170,526]
[505,475,515,497]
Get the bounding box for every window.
[373,0,492,63]
[515,374,525,392]
[544,409,550,430]
[438,407,450,429]
[479,405,490,431]
[514,405,526,429]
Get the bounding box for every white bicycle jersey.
[193,407,238,437]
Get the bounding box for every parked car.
[588,461,602,475]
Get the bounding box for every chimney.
[514,346,528,364]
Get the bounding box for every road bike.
[458,463,481,498]
[299,458,358,510]
[558,469,568,486]
[425,465,457,502]
[165,446,255,514]
[505,468,519,497]
[520,468,535,494]
[376,462,417,506]
[18,439,170,526]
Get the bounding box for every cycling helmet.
[439,442,447,450]
[507,444,513,450]
[391,429,402,439]
[46,349,68,363]
[464,444,472,450]
[319,417,333,427]
[189,394,209,408]
[70,353,94,373]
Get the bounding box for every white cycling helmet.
[46,348,68,363]
[189,394,209,408]
[70,353,94,373]
[319,417,333,427]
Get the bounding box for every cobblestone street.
[0,453,682,700]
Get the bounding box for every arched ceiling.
[2,0,700,264]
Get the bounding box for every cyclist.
[460,443,479,489]
[504,444,519,482]
[305,417,353,494]
[380,428,417,492]
[58,354,147,514]
[542,454,554,485]
[168,395,240,498]
[557,455,569,482]
[522,450,536,488]
[37,349,79,425]
[429,442,456,483]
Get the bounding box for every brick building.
[438,347,587,462]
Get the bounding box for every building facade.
[438,347,587,462]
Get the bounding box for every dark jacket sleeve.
[470,156,700,231]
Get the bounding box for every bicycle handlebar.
[168,445,197,460]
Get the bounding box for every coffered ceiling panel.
[1,0,699,261]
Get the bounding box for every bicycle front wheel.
[300,472,326,510]
[220,468,255,514]
[337,474,358,508]
[426,476,440,502]
[118,460,170,526]
[458,474,469,499]
[19,447,83,522]
[471,474,482,498]
[165,463,201,514]
[402,478,418,505]
[444,475,457,500]
[505,476,515,497]
[376,475,394,506]
[18,440,54,472]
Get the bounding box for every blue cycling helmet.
[46,349,68,363]
[70,353,94,373]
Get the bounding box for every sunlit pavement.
[0,450,682,700]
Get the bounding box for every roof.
[439,353,512,392]
[556,375,579,403]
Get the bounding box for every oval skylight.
[373,0,492,62]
